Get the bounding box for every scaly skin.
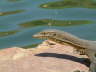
[33,29,96,72]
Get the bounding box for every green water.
[0,0,96,49]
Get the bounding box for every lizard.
[32,29,96,72]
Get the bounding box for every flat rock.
[0,40,89,72]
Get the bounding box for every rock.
[0,40,89,72]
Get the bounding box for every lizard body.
[33,29,96,72]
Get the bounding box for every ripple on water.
[8,0,21,2]
[40,0,96,9]
[19,19,93,28]
[0,9,25,16]
[0,30,19,37]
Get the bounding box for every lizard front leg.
[73,47,86,55]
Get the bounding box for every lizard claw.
[73,70,85,72]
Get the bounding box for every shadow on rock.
[35,53,90,67]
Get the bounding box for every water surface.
[0,0,96,49]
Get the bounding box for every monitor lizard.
[33,29,96,72]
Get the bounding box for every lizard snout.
[32,34,40,38]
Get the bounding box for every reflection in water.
[8,0,20,2]
[19,19,92,28]
[0,10,25,16]
[22,43,39,48]
[0,30,18,37]
[40,0,96,9]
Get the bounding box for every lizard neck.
[50,31,91,48]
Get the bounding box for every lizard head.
[32,29,61,40]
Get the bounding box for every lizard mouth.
[32,34,49,39]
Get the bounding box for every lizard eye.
[53,33,56,36]
[43,32,46,35]
[41,32,46,35]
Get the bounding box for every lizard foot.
[73,70,85,72]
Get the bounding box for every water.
[0,0,96,49]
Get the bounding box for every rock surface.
[0,40,89,72]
